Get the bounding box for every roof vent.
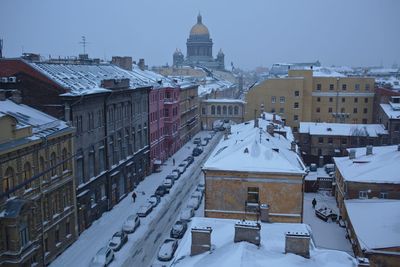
[366,145,373,155]
[327,127,332,131]
[244,148,249,153]
[349,149,356,159]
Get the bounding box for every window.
[342,98,345,103]
[100,184,106,200]
[354,97,358,103]
[228,106,233,115]
[318,137,324,144]
[355,84,360,91]
[341,107,345,113]
[353,108,358,114]
[329,97,333,103]
[294,91,299,97]
[316,107,320,113]
[247,187,259,204]
[359,191,368,199]
[201,107,206,115]
[341,138,347,145]
[328,138,333,144]
[294,115,299,121]
[23,162,32,189]
[62,148,68,171]
[88,151,95,178]
[98,146,105,172]
[328,107,333,113]
[294,102,299,109]
[55,228,60,244]
[66,221,71,236]
[317,97,321,102]
[50,152,57,177]
[164,108,169,117]
[44,237,49,252]
[342,84,347,90]
[365,84,370,91]
[271,96,276,103]
[76,156,84,185]
[19,222,29,248]
[234,106,239,115]
[279,107,284,113]
[380,192,388,199]
[279,96,285,103]
[293,126,298,133]
[364,98,368,103]
[362,118,368,124]
[363,108,368,114]
[222,106,227,115]
[316,84,321,91]
[329,84,334,90]
[217,106,221,115]
[211,105,215,115]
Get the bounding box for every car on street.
[157,239,178,261]
[149,195,161,208]
[137,202,153,217]
[201,139,208,146]
[193,137,201,145]
[170,220,188,239]
[187,197,200,210]
[108,231,128,251]
[89,246,114,267]
[179,207,194,222]
[184,156,194,166]
[192,147,203,157]
[177,163,186,174]
[122,214,140,233]
[171,169,180,180]
[155,185,168,197]
[167,172,179,181]
[196,183,205,194]
[163,177,174,192]
[191,190,203,201]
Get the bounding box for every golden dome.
[189,14,210,37]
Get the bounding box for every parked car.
[163,177,174,192]
[315,206,338,222]
[309,163,317,172]
[167,172,179,181]
[191,191,203,201]
[108,231,128,251]
[184,156,194,166]
[179,207,194,222]
[171,169,180,180]
[196,183,205,194]
[157,239,178,261]
[177,164,186,174]
[122,214,140,233]
[192,147,203,157]
[170,220,188,239]
[201,139,208,146]
[137,202,153,217]
[149,195,161,208]
[155,185,168,197]
[89,246,114,267]
[193,137,201,145]
[324,164,335,174]
[187,197,200,210]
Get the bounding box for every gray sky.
[1,0,399,70]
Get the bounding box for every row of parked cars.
[156,183,205,262]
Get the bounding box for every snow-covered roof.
[30,62,153,96]
[203,119,306,174]
[380,103,400,119]
[172,217,357,267]
[345,199,400,251]
[202,99,245,104]
[333,145,400,184]
[375,76,400,90]
[198,78,234,97]
[0,100,70,145]
[312,67,346,77]
[299,122,388,137]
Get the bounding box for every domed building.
[173,14,225,70]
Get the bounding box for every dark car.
[108,231,128,251]
[185,156,194,166]
[193,137,201,145]
[170,220,188,239]
[157,239,178,262]
[192,147,203,157]
[149,194,161,208]
[155,185,168,197]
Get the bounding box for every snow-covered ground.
[303,192,353,254]
[50,131,221,267]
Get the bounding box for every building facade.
[245,68,375,133]
[0,96,76,266]
[173,14,225,70]
[376,95,400,145]
[177,81,200,144]
[200,99,245,130]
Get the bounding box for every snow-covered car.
[193,137,201,145]
[89,246,114,267]
[184,156,194,166]
[177,164,186,174]
[157,239,178,261]
[179,207,194,222]
[196,183,205,194]
[192,147,203,157]
[163,178,174,192]
[191,191,203,202]
[187,197,200,210]
[108,231,128,251]
[201,139,208,146]
[167,172,179,181]
[171,169,180,180]
[155,185,168,197]
[137,202,153,217]
[170,220,187,239]
[149,195,161,208]
[122,214,140,233]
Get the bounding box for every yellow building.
[245,68,375,132]
[202,118,306,223]
[0,94,76,266]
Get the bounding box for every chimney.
[234,220,261,246]
[272,113,277,123]
[191,227,212,256]
[138,58,145,71]
[267,123,274,136]
[366,145,373,155]
[285,231,310,259]
[349,149,356,159]
[319,155,324,167]
[290,141,296,152]
[254,118,259,128]
[260,204,270,223]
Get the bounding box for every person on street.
[132,191,137,202]
[312,198,317,209]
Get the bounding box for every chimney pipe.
[349,149,356,159]
[366,145,373,155]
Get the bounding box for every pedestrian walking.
[173,158,175,166]
[312,198,317,209]
[132,191,137,202]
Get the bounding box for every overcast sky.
[1,0,399,70]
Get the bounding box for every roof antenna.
[0,38,3,58]
[79,36,89,55]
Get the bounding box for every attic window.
[244,148,249,153]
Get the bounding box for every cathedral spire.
[197,13,202,24]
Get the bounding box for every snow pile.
[172,217,357,267]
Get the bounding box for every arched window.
[50,152,57,176]
[62,148,68,171]
[3,167,15,194]
[217,106,221,115]
[211,105,216,115]
[228,106,233,115]
[88,148,95,178]
[234,106,239,115]
[23,162,32,189]
[223,106,227,115]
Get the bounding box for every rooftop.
[380,103,400,119]
[333,145,400,184]
[299,122,388,137]
[345,199,400,251]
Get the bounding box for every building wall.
[179,85,200,144]
[204,170,303,223]
[245,70,375,132]
[0,116,76,266]
[200,100,245,130]
[163,87,181,157]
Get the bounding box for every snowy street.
[50,131,221,267]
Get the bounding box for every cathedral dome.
[189,14,210,37]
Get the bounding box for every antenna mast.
[0,39,3,58]
[79,36,88,55]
